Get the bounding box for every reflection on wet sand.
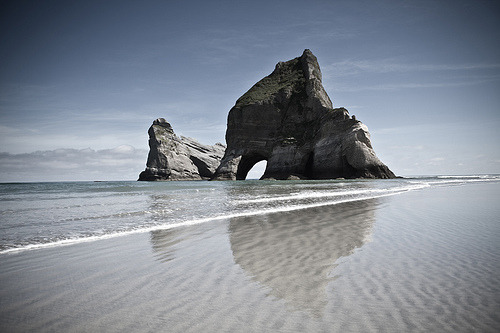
[147,182,382,316]
[150,229,184,263]
[228,199,380,316]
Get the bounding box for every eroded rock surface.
[138,118,225,181]
[212,49,395,180]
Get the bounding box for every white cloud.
[0,146,148,182]
[323,59,500,92]
[109,145,136,154]
[329,79,499,92]
[324,59,500,76]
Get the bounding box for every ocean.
[0,175,498,254]
[1,176,499,332]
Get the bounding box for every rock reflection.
[149,229,184,263]
[229,199,379,315]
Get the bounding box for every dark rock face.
[213,49,395,180]
[138,118,225,181]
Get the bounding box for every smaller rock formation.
[138,118,225,181]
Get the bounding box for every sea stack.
[138,118,225,181]
[212,49,395,180]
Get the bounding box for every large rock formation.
[212,49,395,180]
[138,118,225,181]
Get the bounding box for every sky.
[1,0,499,181]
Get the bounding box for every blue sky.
[1,0,499,181]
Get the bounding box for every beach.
[0,179,499,332]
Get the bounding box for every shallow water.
[1,175,498,254]
[0,177,499,332]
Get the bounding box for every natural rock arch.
[212,49,395,180]
[236,154,268,180]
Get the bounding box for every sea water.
[1,175,499,254]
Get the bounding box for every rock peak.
[300,49,316,63]
[152,117,174,133]
[300,48,323,83]
[300,49,317,66]
[235,49,331,109]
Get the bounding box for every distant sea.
[1,176,499,332]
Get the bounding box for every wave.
[428,175,500,187]
[436,175,498,179]
[233,183,429,205]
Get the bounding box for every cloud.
[188,19,358,66]
[388,145,425,151]
[323,58,500,91]
[324,59,500,76]
[332,79,500,92]
[0,146,148,182]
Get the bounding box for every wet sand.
[1,182,499,332]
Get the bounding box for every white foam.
[233,183,429,205]
[431,178,500,186]
[437,175,486,179]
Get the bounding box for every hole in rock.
[245,160,267,180]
